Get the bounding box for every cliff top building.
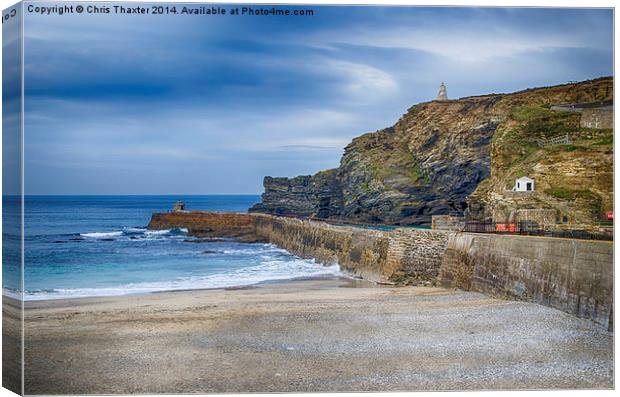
[437,82,448,101]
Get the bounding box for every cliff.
[250,77,613,226]
[248,170,343,218]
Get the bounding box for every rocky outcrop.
[251,77,613,226]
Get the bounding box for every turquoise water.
[4,196,343,300]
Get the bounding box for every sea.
[2,195,344,301]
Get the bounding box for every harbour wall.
[253,215,392,282]
[148,212,258,241]
[148,212,449,283]
[439,233,614,330]
[253,216,450,283]
[148,212,613,328]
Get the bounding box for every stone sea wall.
[253,215,392,282]
[148,212,449,283]
[384,228,449,284]
[148,212,259,241]
[431,215,465,231]
[439,233,614,330]
[148,211,613,328]
[253,215,450,283]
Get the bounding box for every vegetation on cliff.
[470,79,613,226]
[251,77,613,226]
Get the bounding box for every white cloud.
[304,23,605,62]
[325,60,399,97]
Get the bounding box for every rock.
[249,170,342,219]
[251,77,613,226]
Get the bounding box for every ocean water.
[4,196,343,300]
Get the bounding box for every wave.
[80,231,124,238]
[2,288,23,300]
[145,228,188,236]
[24,258,345,301]
[78,227,188,240]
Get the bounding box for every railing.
[463,221,612,241]
[536,133,571,147]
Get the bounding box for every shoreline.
[18,273,370,306]
[20,278,613,393]
[16,273,371,305]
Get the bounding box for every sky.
[18,4,613,195]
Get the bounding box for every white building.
[514,176,534,192]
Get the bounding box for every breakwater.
[148,211,259,241]
[148,211,613,329]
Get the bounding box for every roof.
[516,176,534,182]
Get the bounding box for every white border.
[0,1,616,397]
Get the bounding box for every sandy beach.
[22,277,613,394]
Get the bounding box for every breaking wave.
[79,227,188,240]
[24,258,343,300]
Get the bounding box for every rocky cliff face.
[249,169,343,218]
[250,77,613,226]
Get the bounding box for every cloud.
[326,60,399,98]
[17,6,613,194]
[301,8,613,62]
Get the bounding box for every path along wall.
[439,233,614,330]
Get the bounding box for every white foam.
[79,227,188,240]
[144,229,172,236]
[144,228,188,236]
[24,258,344,301]
[2,288,23,300]
[80,231,123,238]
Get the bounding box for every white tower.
[437,82,448,101]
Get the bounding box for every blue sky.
[21,4,613,194]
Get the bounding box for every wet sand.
[23,278,613,394]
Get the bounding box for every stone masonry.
[581,108,613,129]
[439,232,613,330]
